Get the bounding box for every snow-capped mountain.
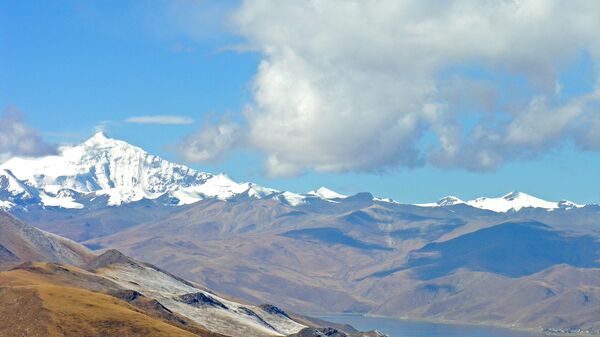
[0,133,331,209]
[1,132,212,207]
[418,191,584,212]
[0,132,283,208]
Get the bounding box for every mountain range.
[0,132,591,213]
[2,133,600,335]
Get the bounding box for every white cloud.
[94,120,113,133]
[573,90,600,151]
[178,121,241,162]
[179,0,600,174]
[0,107,57,162]
[126,115,194,125]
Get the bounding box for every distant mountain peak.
[83,131,117,147]
[307,187,347,199]
[415,191,587,213]
[414,195,464,207]
[471,192,559,212]
[89,131,109,140]
[502,191,526,200]
[1,133,212,206]
[557,200,584,210]
[419,191,586,212]
[437,196,465,206]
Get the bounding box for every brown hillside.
[0,264,227,337]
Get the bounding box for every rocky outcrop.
[259,304,291,318]
[85,249,137,271]
[288,327,389,337]
[178,292,229,309]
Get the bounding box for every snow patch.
[40,192,84,209]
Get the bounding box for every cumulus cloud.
[178,121,241,162]
[430,86,600,170]
[573,90,600,151]
[0,107,57,162]
[126,115,194,125]
[180,0,600,175]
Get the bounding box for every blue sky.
[2,1,600,203]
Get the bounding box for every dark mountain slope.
[369,221,600,280]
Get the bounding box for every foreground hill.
[0,211,384,337]
[0,246,297,336]
[0,260,383,337]
[0,263,219,337]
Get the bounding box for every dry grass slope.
[0,265,227,337]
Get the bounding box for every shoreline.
[307,312,600,337]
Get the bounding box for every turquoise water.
[317,314,549,337]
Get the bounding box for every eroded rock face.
[289,327,349,337]
[111,289,142,302]
[85,249,134,271]
[288,327,389,337]
[259,303,291,318]
[178,292,228,309]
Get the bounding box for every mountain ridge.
[418,191,585,212]
[0,132,592,213]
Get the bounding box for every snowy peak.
[557,200,582,210]
[418,191,585,212]
[170,174,278,205]
[84,131,111,145]
[0,133,211,206]
[437,196,465,206]
[277,191,307,206]
[307,187,347,199]
[415,195,464,207]
[502,191,531,201]
[276,187,348,207]
[467,191,560,212]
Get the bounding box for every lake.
[317,314,549,337]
